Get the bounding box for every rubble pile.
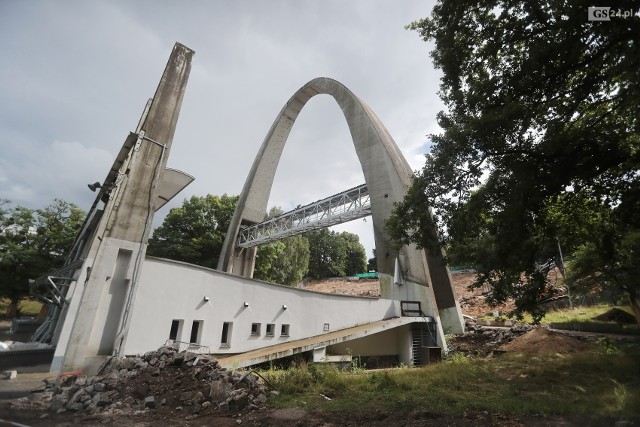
[449,318,533,356]
[43,346,270,417]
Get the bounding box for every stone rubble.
[3,370,18,379]
[449,317,533,356]
[24,346,270,416]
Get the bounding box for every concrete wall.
[51,237,140,373]
[379,272,447,347]
[122,257,400,355]
[88,249,132,355]
[398,324,413,366]
[324,324,415,366]
[327,324,408,357]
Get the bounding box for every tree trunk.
[6,301,18,318]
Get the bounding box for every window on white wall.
[266,324,275,336]
[281,324,290,336]
[190,320,203,344]
[251,323,261,335]
[169,319,183,341]
[221,322,232,346]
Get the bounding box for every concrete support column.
[427,253,465,334]
[230,247,257,277]
[53,43,194,375]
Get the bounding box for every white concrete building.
[124,257,438,368]
[32,43,461,375]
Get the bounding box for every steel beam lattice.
[237,184,371,247]
[30,258,85,307]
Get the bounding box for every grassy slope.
[263,347,640,419]
[523,304,640,334]
[539,304,634,323]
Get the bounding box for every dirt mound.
[499,327,591,354]
[593,308,637,324]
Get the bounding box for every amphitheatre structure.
[30,43,464,375]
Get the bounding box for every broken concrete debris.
[449,317,534,356]
[3,370,18,379]
[35,346,269,416]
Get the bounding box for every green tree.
[564,206,640,322]
[0,199,85,315]
[254,240,285,282]
[367,249,378,272]
[147,194,238,268]
[306,229,367,279]
[389,1,639,322]
[255,236,310,286]
[341,232,368,276]
[254,207,310,286]
[541,192,611,257]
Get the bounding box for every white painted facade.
[45,55,461,374]
[122,256,402,356]
[50,236,442,374]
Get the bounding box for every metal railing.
[165,339,211,354]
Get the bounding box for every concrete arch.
[218,77,463,334]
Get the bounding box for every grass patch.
[548,321,640,335]
[516,304,640,334]
[0,298,43,317]
[539,304,633,324]
[261,347,640,419]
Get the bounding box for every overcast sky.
[0,0,443,257]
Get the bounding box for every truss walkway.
[237,184,370,248]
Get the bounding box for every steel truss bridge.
[237,184,371,248]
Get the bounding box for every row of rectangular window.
[252,323,289,336]
[169,319,203,343]
[169,320,290,346]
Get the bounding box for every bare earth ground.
[0,405,610,427]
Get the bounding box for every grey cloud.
[0,0,440,254]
